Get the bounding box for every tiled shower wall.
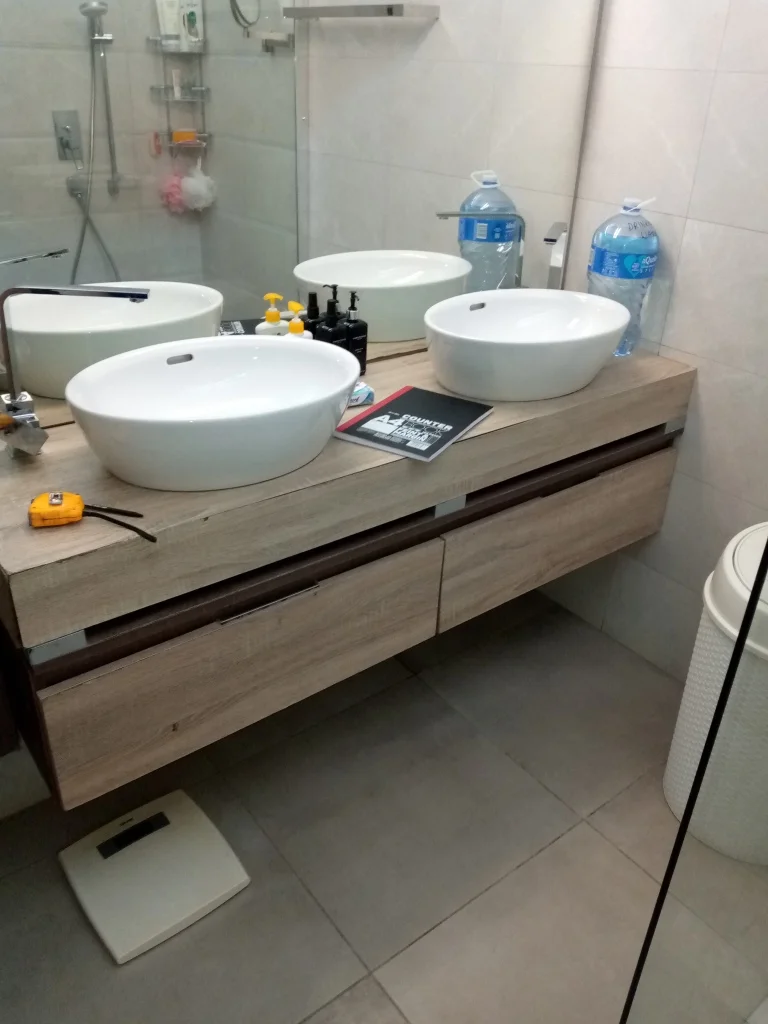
[303,0,600,289]
[201,0,299,315]
[0,0,203,286]
[545,0,768,680]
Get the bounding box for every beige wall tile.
[598,0,730,70]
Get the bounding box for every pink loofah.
[160,172,186,214]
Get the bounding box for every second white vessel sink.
[294,250,471,343]
[66,337,361,491]
[7,280,223,399]
[425,289,631,402]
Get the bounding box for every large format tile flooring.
[2,601,767,1024]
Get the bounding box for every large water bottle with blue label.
[459,171,522,291]
[587,198,659,357]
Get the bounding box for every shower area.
[0,0,299,312]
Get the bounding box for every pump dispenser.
[344,291,368,372]
[302,291,322,336]
[287,302,314,339]
[314,284,347,346]
[255,293,288,335]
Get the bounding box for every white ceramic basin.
[425,289,631,402]
[294,250,471,343]
[7,280,223,399]
[66,337,360,491]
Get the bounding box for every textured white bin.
[664,523,768,864]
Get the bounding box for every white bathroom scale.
[59,790,250,964]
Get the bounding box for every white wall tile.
[309,153,389,251]
[598,0,730,70]
[0,46,133,138]
[659,346,768,511]
[0,0,126,49]
[719,0,768,72]
[603,555,701,682]
[634,471,768,594]
[498,0,598,66]
[663,219,768,377]
[541,554,618,630]
[308,56,394,164]
[566,198,685,347]
[394,0,504,64]
[489,65,589,197]
[388,61,494,178]
[383,167,468,253]
[577,69,713,216]
[689,73,768,233]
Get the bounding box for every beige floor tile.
[423,608,682,816]
[0,778,364,1024]
[303,979,406,1024]
[629,897,768,1024]
[227,679,576,968]
[591,766,768,975]
[377,824,767,1024]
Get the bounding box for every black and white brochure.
[335,386,493,462]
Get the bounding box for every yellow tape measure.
[28,492,156,542]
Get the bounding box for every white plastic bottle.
[255,293,289,336]
[287,307,313,339]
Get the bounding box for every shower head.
[79,1,108,20]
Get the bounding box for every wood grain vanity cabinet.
[0,349,696,809]
[37,542,444,808]
[439,449,676,631]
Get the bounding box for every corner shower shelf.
[147,35,206,54]
[150,85,211,103]
[162,131,213,152]
[283,4,439,19]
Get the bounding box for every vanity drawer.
[38,539,444,809]
[439,448,676,632]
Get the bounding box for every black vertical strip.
[619,532,768,1024]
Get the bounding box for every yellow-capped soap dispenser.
[286,301,314,339]
[255,293,289,335]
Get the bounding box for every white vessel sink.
[294,250,471,343]
[425,289,631,402]
[66,337,361,491]
[7,280,223,399]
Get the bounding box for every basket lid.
[705,523,768,659]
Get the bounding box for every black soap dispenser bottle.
[302,291,323,336]
[314,285,348,347]
[345,291,368,373]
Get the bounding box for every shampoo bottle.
[179,0,204,50]
[286,301,314,339]
[155,0,181,49]
[344,291,368,372]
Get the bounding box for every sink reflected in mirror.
[6,281,223,400]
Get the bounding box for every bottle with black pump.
[302,291,323,336]
[314,284,348,347]
[344,291,368,372]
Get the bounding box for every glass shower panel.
[0,0,298,311]
[621,528,768,1024]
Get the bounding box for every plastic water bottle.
[587,198,659,357]
[459,171,522,292]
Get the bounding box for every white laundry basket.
[664,522,768,864]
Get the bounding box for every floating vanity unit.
[0,346,694,810]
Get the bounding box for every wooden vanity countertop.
[0,347,695,648]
